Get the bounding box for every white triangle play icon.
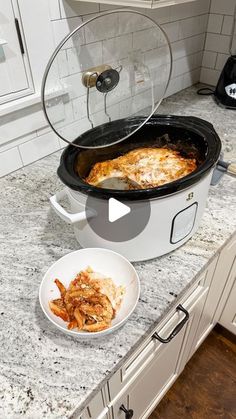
[108,198,131,223]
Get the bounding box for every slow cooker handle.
[218,160,236,176]
[50,188,89,224]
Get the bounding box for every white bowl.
[39,248,140,338]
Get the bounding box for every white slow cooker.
[41,10,222,262]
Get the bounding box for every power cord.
[197,87,215,96]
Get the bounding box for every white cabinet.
[111,308,188,419]
[218,238,236,335]
[78,236,236,418]
[177,282,209,372]
[220,269,236,335]
[214,237,236,328]
[77,390,110,419]
[108,284,207,419]
[186,258,220,354]
[73,0,197,10]
[0,0,33,103]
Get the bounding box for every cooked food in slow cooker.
[49,267,125,332]
[85,147,198,190]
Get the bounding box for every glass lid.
[41,9,172,149]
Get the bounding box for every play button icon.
[85,178,151,243]
[108,198,131,223]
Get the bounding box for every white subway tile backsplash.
[0,106,47,145]
[207,14,223,34]
[183,67,201,89]
[60,0,99,19]
[62,73,87,100]
[179,15,208,39]
[48,0,61,20]
[99,4,121,12]
[162,21,180,43]
[83,13,118,44]
[210,0,236,15]
[103,34,132,62]
[191,0,211,16]
[202,51,217,68]
[0,147,23,177]
[200,67,221,86]
[215,53,229,70]
[232,37,236,53]
[0,132,36,153]
[133,27,161,51]
[73,43,102,74]
[146,6,170,24]
[19,131,61,166]
[58,50,69,78]
[170,2,196,21]
[117,11,153,35]
[222,15,234,36]
[36,126,51,136]
[201,0,236,84]
[58,117,92,143]
[52,17,84,46]
[58,118,91,144]
[165,74,183,97]
[172,51,202,78]
[72,95,88,120]
[205,33,231,53]
[171,34,205,60]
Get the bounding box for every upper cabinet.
[0,0,33,104]
[71,0,197,9]
[0,0,55,111]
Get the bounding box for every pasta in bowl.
[39,248,140,338]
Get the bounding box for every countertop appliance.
[215,5,236,109]
[42,10,223,262]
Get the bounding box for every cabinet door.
[190,256,226,352]
[219,258,236,335]
[0,0,33,103]
[112,307,189,419]
[177,285,208,373]
[214,237,236,323]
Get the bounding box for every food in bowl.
[49,267,125,332]
[85,147,197,190]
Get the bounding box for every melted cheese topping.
[85,147,197,190]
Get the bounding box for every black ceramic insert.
[57,115,222,201]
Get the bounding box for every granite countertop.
[0,85,236,419]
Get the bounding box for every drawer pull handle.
[120,404,134,418]
[153,304,189,344]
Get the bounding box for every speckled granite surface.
[0,85,235,419]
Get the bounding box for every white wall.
[200,0,236,86]
[0,0,210,177]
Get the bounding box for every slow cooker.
[41,10,223,262]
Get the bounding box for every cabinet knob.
[120,404,134,418]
